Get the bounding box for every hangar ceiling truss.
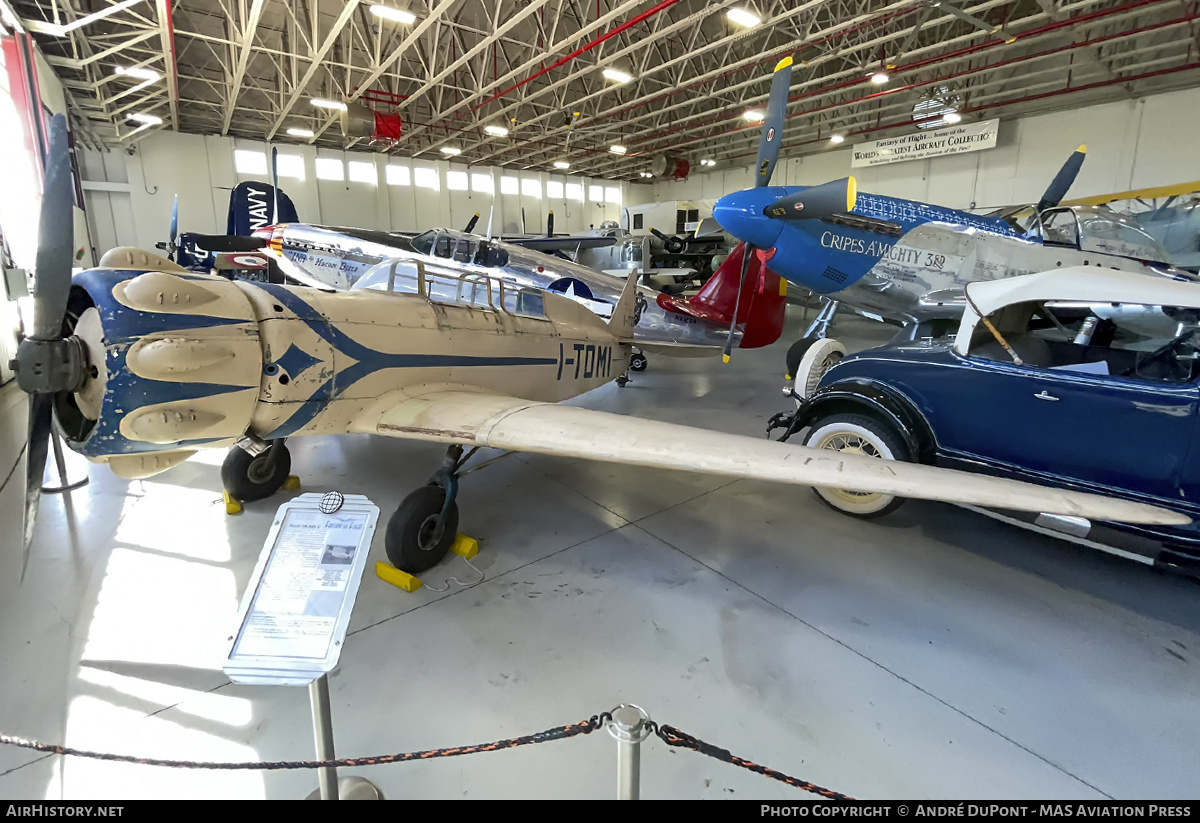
[7,0,1200,178]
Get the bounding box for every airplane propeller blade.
[168,194,179,261]
[546,211,554,238]
[753,55,794,189]
[23,393,53,579]
[649,227,685,254]
[18,114,85,577]
[485,206,494,240]
[189,234,267,252]
[271,147,279,224]
[31,115,74,342]
[765,177,858,221]
[721,242,755,363]
[464,213,480,233]
[1036,145,1086,213]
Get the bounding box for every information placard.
[224,492,379,686]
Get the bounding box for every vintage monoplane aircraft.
[711,57,1199,345]
[253,221,785,366]
[16,116,1186,580]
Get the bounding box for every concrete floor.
[1,308,1199,800]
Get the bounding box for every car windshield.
[969,298,1200,384]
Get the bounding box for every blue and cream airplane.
[712,58,1198,342]
[15,115,1185,579]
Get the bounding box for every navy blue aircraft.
[712,57,1195,343]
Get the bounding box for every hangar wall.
[639,85,1200,210]
[78,133,629,260]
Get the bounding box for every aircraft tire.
[802,413,910,519]
[630,352,649,371]
[221,441,292,502]
[386,486,460,574]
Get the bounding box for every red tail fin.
[655,243,786,349]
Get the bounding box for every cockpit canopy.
[409,229,510,268]
[1029,205,1172,264]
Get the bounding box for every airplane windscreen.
[1076,208,1171,263]
[410,230,437,256]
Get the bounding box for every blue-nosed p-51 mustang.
[711,57,1199,345]
[15,115,1186,581]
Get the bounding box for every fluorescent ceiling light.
[553,160,570,169]
[609,145,627,155]
[128,112,163,125]
[114,66,159,81]
[440,146,462,156]
[700,159,716,167]
[829,133,845,144]
[286,127,315,138]
[943,111,962,124]
[639,172,653,178]
[602,68,633,84]
[370,5,416,24]
[870,71,890,85]
[484,125,509,137]
[311,98,347,111]
[742,109,765,123]
[726,8,761,28]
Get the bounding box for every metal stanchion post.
[305,674,383,800]
[608,705,651,800]
[310,674,340,800]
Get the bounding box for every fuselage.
[714,187,1197,323]
[255,223,736,351]
[59,264,627,479]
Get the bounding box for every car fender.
[795,379,937,462]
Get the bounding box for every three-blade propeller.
[721,55,794,363]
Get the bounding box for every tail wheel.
[629,352,648,372]
[792,338,846,398]
[802,413,910,518]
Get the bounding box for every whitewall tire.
[793,338,846,398]
[801,413,911,518]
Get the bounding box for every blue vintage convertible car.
[769,268,1200,576]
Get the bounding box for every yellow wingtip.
[847,176,858,211]
[775,56,794,72]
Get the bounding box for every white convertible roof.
[963,266,1200,317]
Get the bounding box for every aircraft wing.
[506,236,616,252]
[364,388,1186,524]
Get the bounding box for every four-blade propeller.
[721,55,794,363]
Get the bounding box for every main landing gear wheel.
[385,485,460,574]
[801,413,910,518]
[221,441,291,502]
[629,351,648,372]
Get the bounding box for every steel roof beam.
[266,0,360,139]
[221,0,265,135]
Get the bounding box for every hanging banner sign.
[850,119,999,168]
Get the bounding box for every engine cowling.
[58,250,264,478]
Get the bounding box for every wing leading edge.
[366,389,1187,526]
